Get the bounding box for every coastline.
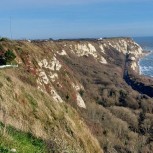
[138,50,153,76]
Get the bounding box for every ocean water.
[134,37,153,77]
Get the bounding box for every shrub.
[0,50,16,65]
[4,50,16,64]
[0,37,9,42]
[109,106,139,132]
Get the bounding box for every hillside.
[0,38,153,153]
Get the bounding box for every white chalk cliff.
[34,38,143,108]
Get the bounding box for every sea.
[133,37,153,78]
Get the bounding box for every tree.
[4,50,16,64]
[0,50,16,65]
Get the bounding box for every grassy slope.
[0,122,46,153]
[0,67,102,153]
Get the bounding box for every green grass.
[0,122,46,153]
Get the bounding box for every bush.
[109,106,139,132]
[0,50,16,65]
[0,37,9,42]
[4,50,16,64]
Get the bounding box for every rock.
[130,56,136,61]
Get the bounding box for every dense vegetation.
[0,49,16,65]
[56,40,153,153]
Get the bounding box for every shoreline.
[137,50,153,76]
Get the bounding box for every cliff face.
[0,38,153,153]
[18,38,143,109]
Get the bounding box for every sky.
[0,0,153,39]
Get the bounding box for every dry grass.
[0,68,102,153]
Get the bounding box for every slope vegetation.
[0,38,153,153]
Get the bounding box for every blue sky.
[0,0,153,39]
